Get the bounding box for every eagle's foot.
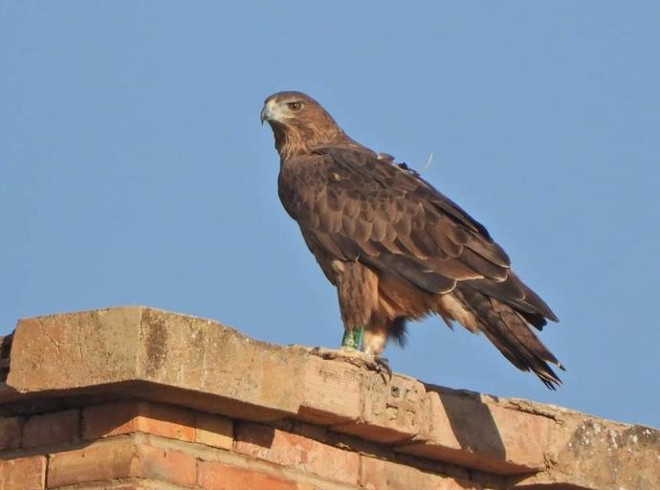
[373,356,392,379]
[310,347,392,380]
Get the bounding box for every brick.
[105,487,148,490]
[360,456,482,490]
[55,483,175,490]
[7,307,307,421]
[398,388,551,474]
[337,374,426,444]
[513,416,660,489]
[298,356,362,425]
[0,456,46,490]
[135,444,197,488]
[234,423,359,485]
[83,400,195,442]
[54,480,184,490]
[48,437,198,488]
[22,409,79,448]
[486,405,549,469]
[0,416,22,449]
[198,461,312,490]
[47,439,136,487]
[60,485,151,490]
[48,438,197,488]
[195,412,233,450]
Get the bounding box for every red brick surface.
[361,456,482,490]
[102,486,152,490]
[46,438,201,488]
[198,461,313,490]
[47,439,136,487]
[0,456,46,490]
[83,400,195,442]
[99,486,149,490]
[234,422,360,486]
[22,409,79,449]
[195,411,233,450]
[135,444,197,488]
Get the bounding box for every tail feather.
[452,285,563,389]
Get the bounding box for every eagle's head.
[261,91,347,159]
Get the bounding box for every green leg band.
[341,327,363,350]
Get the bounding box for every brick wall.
[0,307,658,489]
[1,400,478,489]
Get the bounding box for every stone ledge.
[3,307,659,488]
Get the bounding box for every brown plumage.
[261,91,564,388]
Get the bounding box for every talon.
[375,356,392,381]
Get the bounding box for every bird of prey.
[261,91,564,388]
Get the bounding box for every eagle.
[261,91,564,388]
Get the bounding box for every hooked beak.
[260,105,269,125]
[260,100,277,125]
[260,98,281,125]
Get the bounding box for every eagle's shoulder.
[310,146,496,241]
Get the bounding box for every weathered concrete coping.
[3,307,659,488]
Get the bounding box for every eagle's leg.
[311,327,391,378]
[362,329,386,357]
[340,327,363,350]
[362,328,392,378]
[315,261,390,377]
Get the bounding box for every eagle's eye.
[287,101,302,111]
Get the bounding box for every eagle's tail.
[450,285,564,389]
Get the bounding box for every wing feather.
[278,146,556,321]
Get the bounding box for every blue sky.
[2,2,659,429]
